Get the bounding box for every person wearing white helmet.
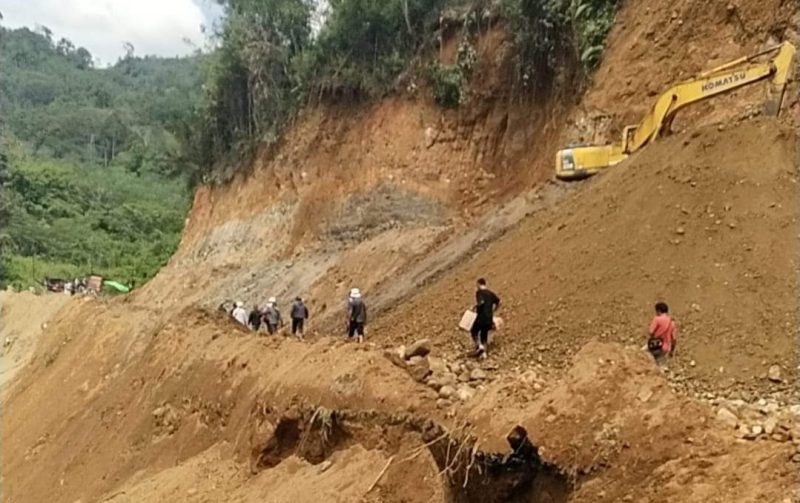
[346,288,367,343]
[231,301,248,327]
[261,296,283,335]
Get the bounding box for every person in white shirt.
[231,301,248,327]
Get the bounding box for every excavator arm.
[624,41,796,153]
[556,41,796,180]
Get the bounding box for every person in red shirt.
[648,302,677,364]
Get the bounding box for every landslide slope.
[2,0,799,501]
[374,118,799,395]
[130,20,576,321]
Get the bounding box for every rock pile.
[665,363,797,404]
[712,398,800,461]
[384,339,494,409]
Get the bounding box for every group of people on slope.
[226,277,677,367]
[231,296,310,338]
[467,279,679,366]
[228,287,368,342]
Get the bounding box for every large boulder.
[439,385,456,399]
[455,385,475,402]
[767,365,782,383]
[716,407,739,428]
[404,339,431,360]
[406,356,432,383]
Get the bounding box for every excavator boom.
[626,41,795,153]
[556,41,796,180]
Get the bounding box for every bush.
[187,0,314,181]
[502,0,618,94]
[191,0,618,178]
[429,63,464,107]
[305,0,444,98]
[428,36,477,108]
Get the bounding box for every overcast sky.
[0,0,223,66]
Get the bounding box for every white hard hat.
[235,301,243,308]
[350,288,361,299]
[268,296,277,303]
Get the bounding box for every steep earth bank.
[0,291,72,387]
[2,0,799,501]
[3,301,797,502]
[373,118,799,398]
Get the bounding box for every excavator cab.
[555,143,626,180]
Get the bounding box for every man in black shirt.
[248,305,262,332]
[472,278,500,359]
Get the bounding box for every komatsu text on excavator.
[555,41,796,180]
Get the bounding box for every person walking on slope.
[472,278,500,359]
[231,301,249,327]
[248,304,262,332]
[262,297,283,335]
[290,297,309,339]
[647,302,677,365]
[347,288,367,343]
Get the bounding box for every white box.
[458,310,477,331]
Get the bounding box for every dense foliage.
[0,0,619,289]
[502,0,618,94]
[0,25,198,289]
[191,0,446,182]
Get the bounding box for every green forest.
[0,0,617,290]
[0,24,201,289]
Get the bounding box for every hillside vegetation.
[189,0,618,181]
[0,0,618,289]
[0,25,200,288]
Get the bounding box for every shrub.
[429,63,464,107]
[428,36,477,108]
[502,0,618,94]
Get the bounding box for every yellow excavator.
[555,41,796,180]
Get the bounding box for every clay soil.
[373,118,799,398]
[2,0,799,501]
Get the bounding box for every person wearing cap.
[261,297,283,335]
[346,288,367,343]
[231,301,249,327]
[290,297,310,339]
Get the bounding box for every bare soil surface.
[0,290,72,388]
[373,118,799,400]
[3,0,799,501]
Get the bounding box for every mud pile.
[374,118,799,397]
[576,0,798,138]
[3,298,796,503]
